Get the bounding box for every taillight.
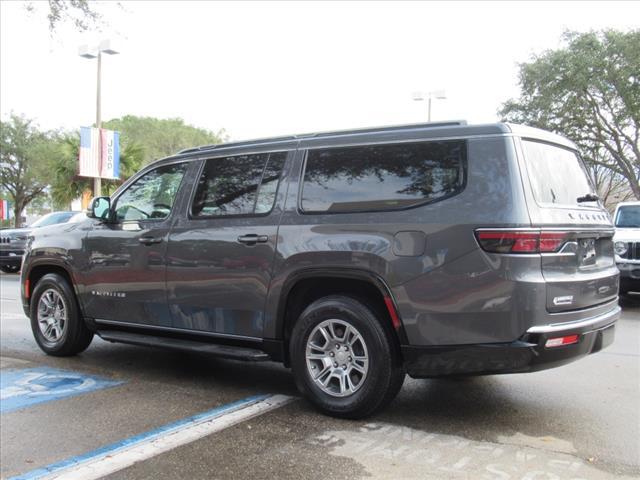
[539,232,570,252]
[475,230,570,254]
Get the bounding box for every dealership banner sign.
[79,127,120,179]
[0,199,11,220]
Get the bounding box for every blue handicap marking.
[0,367,123,413]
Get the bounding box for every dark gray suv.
[20,122,621,418]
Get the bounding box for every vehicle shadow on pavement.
[619,293,640,309]
[27,342,301,396]
[382,376,533,433]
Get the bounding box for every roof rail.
[177,120,468,155]
[178,135,298,154]
[306,120,467,139]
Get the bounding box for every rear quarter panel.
[266,136,538,346]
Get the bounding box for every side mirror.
[88,196,112,220]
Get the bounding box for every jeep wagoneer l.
[20,122,620,418]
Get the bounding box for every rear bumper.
[0,251,24,267]
[402,305,620,378]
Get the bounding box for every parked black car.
[19,122,620,418]
[0,211,83,273]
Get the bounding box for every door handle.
[237,234,269,245]
[139,236,163,245]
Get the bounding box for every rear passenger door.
[165,150,290,338]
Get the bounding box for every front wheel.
[30,273,94,356]
[290,295,404,419]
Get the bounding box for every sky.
[1,1,638,142]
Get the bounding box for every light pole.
[78,40,119,197]
[412,89,447,122]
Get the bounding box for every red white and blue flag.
[79,127,120,179]
[0,199,11,220]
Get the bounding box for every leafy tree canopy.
[24,0,102,33]
[499,30,640,200]
[1,113,224,221]
[103,115,227,166]
[0,114,54,227]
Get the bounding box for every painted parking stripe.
[0,367,123,413]
[11,394,294,480]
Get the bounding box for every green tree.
[0,114,52,227]
[49,133,144,209]
[499,30,640,200]
[103,115,226,166]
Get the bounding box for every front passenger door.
[82,162,190,327]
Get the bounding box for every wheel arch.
[273,268,408,366]
[25,261,80,313]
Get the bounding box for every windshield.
[522,140,596,206]
[615,205,640,228]
[30,212,75,228]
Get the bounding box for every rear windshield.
[615,205,640,228]
[522,140,595,206]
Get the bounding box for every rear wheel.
[290,295,404,418]
[30,273,93,356]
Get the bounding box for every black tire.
[290,295,405,419]
[30,273,93,356]
[1,265,20,273]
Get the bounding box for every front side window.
[191,152,286,217]
[300,140,466,213]
[114,163,188,221]
[522,140,596,206]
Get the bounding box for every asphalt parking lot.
[1,272,639,480]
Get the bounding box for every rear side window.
[521,140,595,206]
[300,140,466,213]
[191,152,287,217]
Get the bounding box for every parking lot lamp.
[78,40,119,197]
[412,89,447,122]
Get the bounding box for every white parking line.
[12,394,294,480]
